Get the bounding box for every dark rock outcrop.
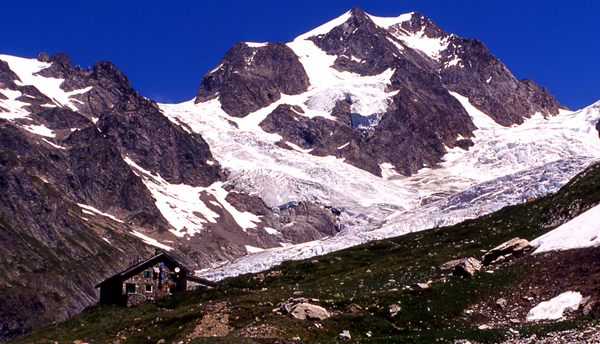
[97,91,224,187]
[63,126,168,228]
[0,60,20,90]
[195,42,310,117]
[36,53,133,120]
[438,38,566,126]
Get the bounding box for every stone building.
[95,252,217,306]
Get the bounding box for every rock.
[389,304,401,317]
[496,298,508,309]
[225,191,339,244]
[290,303,330,321]
[277,297,329,320]
[483,238,531,265]
[410,280,433,291]
[452,257,482,277]
[345,303,363,313]
[478,324,490,330]
[195,42,309,118]
[97,91,225,187]
[579,297,600,318]
[439,259,464,270]
[339,330,351,340]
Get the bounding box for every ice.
[526,291,583,321]
[531,202,600,254]
[197,157,596,281]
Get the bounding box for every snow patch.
[77,203,124,223]
[131,230,173,251]
[531,203,600,254]
[264,227,279,235]
[124,157,260,236]
[22,124,54,137]
[368,12,414,29]
[337,142,350,150]
[295,11,352,40]
[245,42,268,48]
[526,291,583,321]
[245,245,265,254]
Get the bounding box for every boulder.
[452,257,482,277]
[410,280,433,291]
[277,297,329,320]
[339,330,351,340]
[496,298,508,309]
[439,258,464,270]
[483,238,531,265]
[389,304,401,317]
[290,303,330,321]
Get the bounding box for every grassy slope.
[10,162,600,344]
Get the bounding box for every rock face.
[97,91,224,187]
[206,6,566,177]
[195,42,310,118]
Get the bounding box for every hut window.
[143,271,152,277]
[126,284,136,294]
[145,285,153,293]
[169,287,177,294]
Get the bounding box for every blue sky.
[2,1,598,110]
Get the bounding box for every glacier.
[160,94,600,280]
